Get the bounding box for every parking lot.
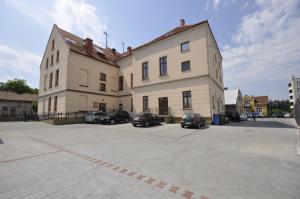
[0,118,299,199]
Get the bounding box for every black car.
[181,113,205,128]
[132,113,161,127]
[100,110,130,124]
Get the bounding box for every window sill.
[79,85,88,87]
[181,49,190,53]
[142,78,149,81]
[182,69,191,73]
[159,74,168,78]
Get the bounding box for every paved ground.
[0,118,299,199]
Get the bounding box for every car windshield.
[183,113,196,119]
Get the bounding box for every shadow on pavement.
[226,120,296,129]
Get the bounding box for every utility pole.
[122,42,125,53]
[104,32,108,48]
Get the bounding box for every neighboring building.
[253,96,269,117]
[0,91,38,120]
[224,88,243,115]
[288,75,300,110]
[242,95,255,113]
[38,19,225,119]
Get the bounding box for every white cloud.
[4,0,107,46]
[242,1,249,9]
[0,44,41,87]
[213,0,221,10]
[223,0,300,99]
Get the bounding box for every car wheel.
[132,124,137,127]
[110,120,115,125]
[145,122,149,127]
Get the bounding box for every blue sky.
[0,0,299,100]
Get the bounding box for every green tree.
[0,79,38,94]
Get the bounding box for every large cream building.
[38,19,225,119]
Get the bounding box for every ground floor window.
[99,103,106,112]
[54,96,58,112]
[93,102,98,109]
[131,98,133,112]
[48,97,51,112]
[119,104,123,111]
[183,91,192,109]
[143,96,148,111]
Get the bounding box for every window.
[131,73,133,88]
[181,41,190,52]
[99,103,106,112]
[1,107,8,116]
[143,96,148,111]
[55,69,59,86]
[119,104,123,111]
[54,96,57,112]
[49,73,53,88]
[44,74,48,90]
[142,62,149,79]
[99,83,106,91]
[119,76,123,91]
[183,91,192,109]
[80,69,88,87]
[10,107,16,116]
[52,39,55,51]
[51,55,53,66]
[48,97,51,112]
[212,95,215,109]
[131,97,133,112]
[93,102,98,109]
[181,61,190,71]
[216,69,218,79]
[56,50,59,63]
[100,73,106,81]
[46,58,49,69]
[159,57,167,76]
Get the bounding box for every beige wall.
[38,26,69,114]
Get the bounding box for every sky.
[0,0,299,100]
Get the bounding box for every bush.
[165,115,176,124]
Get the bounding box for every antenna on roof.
[104,32,108,48]
[122,42,125,53]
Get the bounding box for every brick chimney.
[112,48,116,55]
[83,38,93,56]
[127,46,132,54]
[180,19,185,27]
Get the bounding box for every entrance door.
[158,97,168,115]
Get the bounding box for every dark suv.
[100,110,130,124]
[132,112,161,127]
[181,113,205,128]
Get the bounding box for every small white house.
[224,89,243,115]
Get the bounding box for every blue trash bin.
[213,114,221,125]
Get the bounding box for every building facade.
[224,89,243,115]
[242,95,269,117]
[38,19,225,119]
[288,75,300,110]
[0,91,37,120]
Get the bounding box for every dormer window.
[52,39,55,51]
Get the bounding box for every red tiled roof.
[118,20,210,59]
[254,96,269,105]
[56,26,121,67]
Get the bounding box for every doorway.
[158,97,168,115]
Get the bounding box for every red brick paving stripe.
[200,196,209,199]
[119,169,128,173]
[127,171,136,177]
[168,186,180,193]
[156,181,167,189]
[112,166,120,171]
[0,150,62,164]
[182,190,194,199]
[136,175,146,180]
[145,178,156,184]
[28,137,211,199]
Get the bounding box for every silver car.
[85,112,106,123]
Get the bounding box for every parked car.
[132,112,161,127]
[181,113,205,129]
[246,112,252,119]
[272,112,284,118]
[226,112,241,122]
[85,111,106,123]
[240,113,248,121]
[284,113,293,118]
[100,110,130,124]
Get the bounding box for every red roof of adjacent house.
[254,96,269,105]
